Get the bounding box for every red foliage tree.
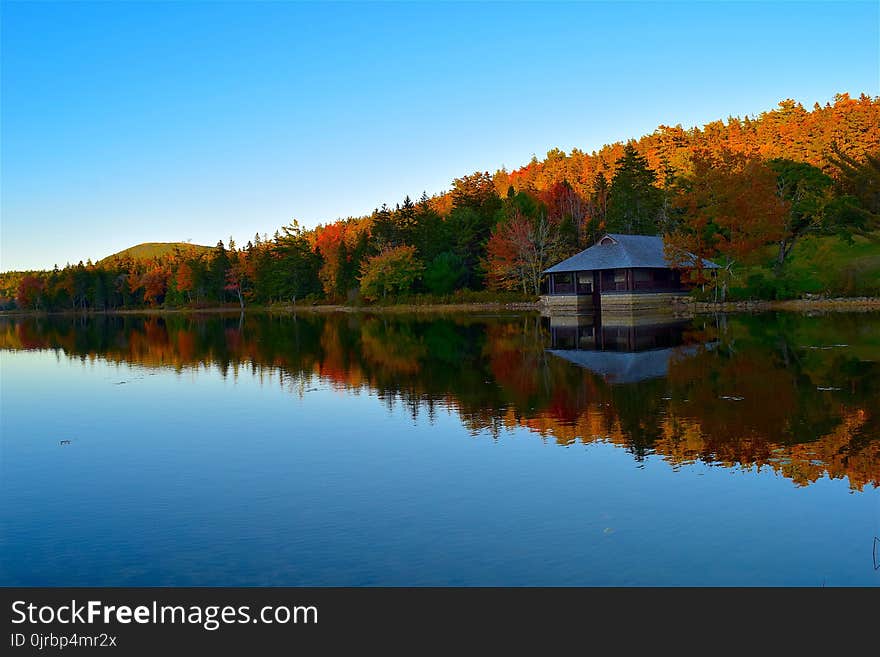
[15,275,45,310]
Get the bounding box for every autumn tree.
[314,223,348,299]
[483,192,564,295]
[15,275,45,310]
[139,265,170,306]
[174,261,195,303]
[359,245,424,301]
[224,250,251,310]
[539,180,588,254]
[669,151,787,300]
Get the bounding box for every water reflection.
[548,315,704,383]
[2,311,878,490]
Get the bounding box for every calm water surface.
[1,311,879,585]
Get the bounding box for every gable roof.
[543,233,719,274]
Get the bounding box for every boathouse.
[542,233,718,314]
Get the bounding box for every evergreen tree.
[606,144,664,235]
[397,195,417,244]
[209,240,230,301]
[423,252,465,295]
[412,199,449,263]
[371,203,398,249]
[448,172,502,287]
[275,222,323,302]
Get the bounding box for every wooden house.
[542,233,717,313]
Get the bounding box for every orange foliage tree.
[668,151,788,300]
[139,265,170,307]
[224,251,250,309]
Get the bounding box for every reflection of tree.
[1,311,878,490]
[666,342,801,448]
[485,318,546,406]
[360,318,426,376]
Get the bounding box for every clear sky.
[1,1,878,271]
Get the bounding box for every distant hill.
[98,242,212,264]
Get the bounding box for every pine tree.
[605,144,664,235]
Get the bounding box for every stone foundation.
[540,295,596,314]
[543,292,699,322]
[598,293,681,326]
[599,292,681,313]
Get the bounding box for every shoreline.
[0,301,543,317]
[678,297,880,314]
[3,297,880,317]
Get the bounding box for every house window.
[633,269,652,282]
[576,272,592,294]
[553,273,574,293]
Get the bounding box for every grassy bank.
[719,231,880,301]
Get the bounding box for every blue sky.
[2,1,878,271]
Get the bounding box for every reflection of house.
[547,315,704,384]
[548,314,690,352]
[542,233,717,314]
[550,347,700,384]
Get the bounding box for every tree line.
[3,93,879,310]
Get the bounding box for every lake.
[1,311,878,586]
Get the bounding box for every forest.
[3,93,879,311]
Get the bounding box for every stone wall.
[539,295,596,314]
[599,292,681,313]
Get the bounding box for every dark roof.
[544,233,719,274]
